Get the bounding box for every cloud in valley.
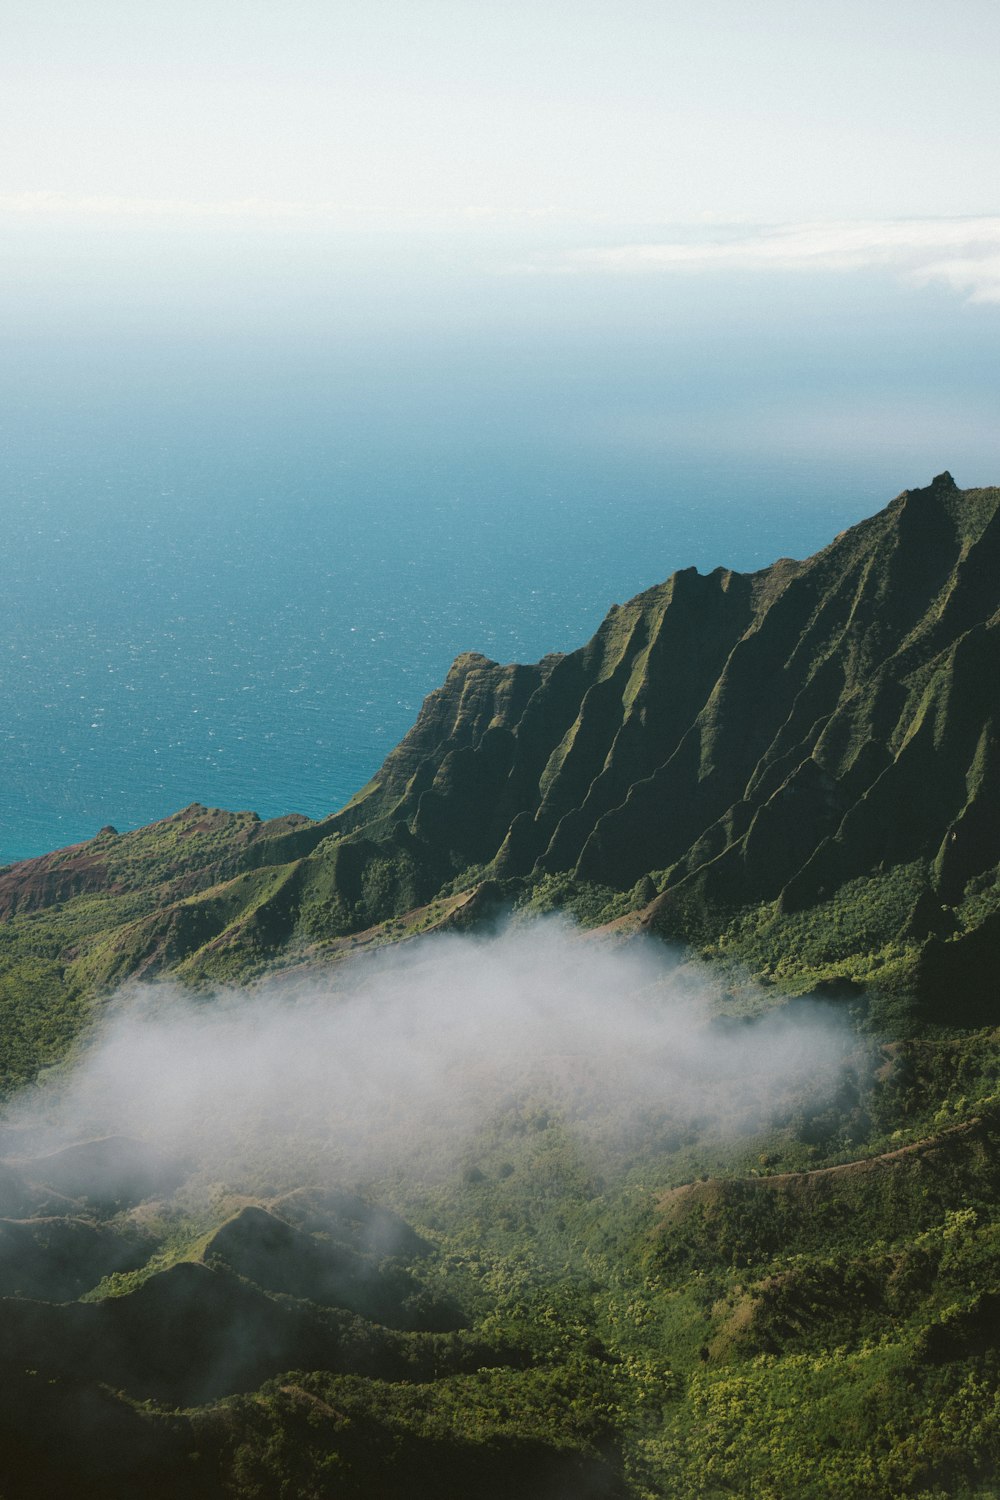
[1,921,855,1195]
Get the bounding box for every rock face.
[340,472,999,900]
[297,471,999,1019]
[1,473,998,1034]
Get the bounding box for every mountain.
[4,472,1000,1499]
[2,472,997,1072]
[324,469,1000,1018]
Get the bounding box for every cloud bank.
[2,921,855,1195]
[542,217,1000,304]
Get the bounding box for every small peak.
[665,564,700,600]
[889,472,959,514]
[447,651,495,675]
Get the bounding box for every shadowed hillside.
[1,473,997,1066]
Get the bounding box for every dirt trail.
[657,1113,988,1214]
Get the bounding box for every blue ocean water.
[3,276,998,863]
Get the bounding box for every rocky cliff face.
[2,472,998,1046]
[304,472,1000,1015]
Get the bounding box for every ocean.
[3,269,998,863]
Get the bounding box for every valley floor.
[4,1012,1000,1498]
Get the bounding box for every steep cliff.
[1,472,997,1056]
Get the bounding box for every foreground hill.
[1,472,998,1080]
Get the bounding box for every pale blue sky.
[2,0,999,477]
[3,0,999,226]
[1,0,999,345]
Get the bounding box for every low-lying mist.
[2,920,856,1197]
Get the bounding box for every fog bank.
[2,921,856,1191]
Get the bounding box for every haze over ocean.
[3,1,999,864]
[3,250,999,863]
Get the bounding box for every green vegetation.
[2,474,1000,1495]
[5,1037,1000,1496]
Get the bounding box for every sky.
[3,0,998,494]
[2,0,999,279]
[3,0,999,551]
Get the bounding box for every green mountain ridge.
[2,471,997,1056]
[4,472,1000,1497]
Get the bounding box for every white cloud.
[0,191,382,225]
[911,252,1000,305]
[537,218,1000,304]
[3,921,851,1189]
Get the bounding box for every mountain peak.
[2,476,999,1032]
